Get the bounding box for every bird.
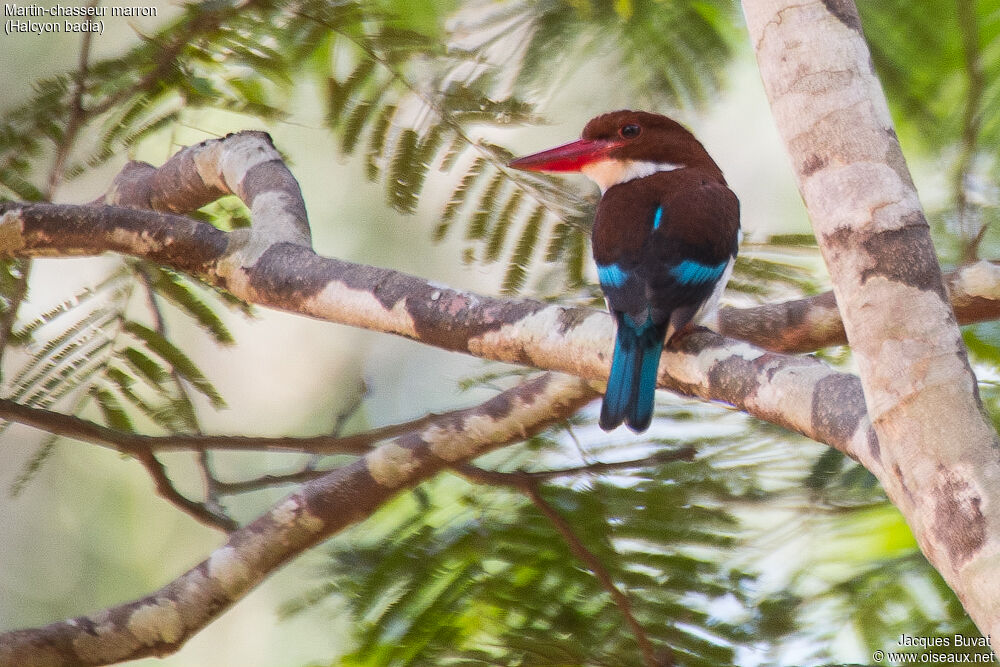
[509,110,740,433]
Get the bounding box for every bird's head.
[509,110,719,192]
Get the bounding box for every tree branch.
[0,396,452,456]
[0,128,923,665]
[0,132,880,467]
[744,0,1000,642]
[134,450,237,532]
[210,467,333,494]
[0,373,594,667]
[718,259,1000,352]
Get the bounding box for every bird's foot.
[665,323,711,349]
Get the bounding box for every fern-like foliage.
[284,403,794,666]
[303,0,749,294]
[5,260,245,492]
[309,1,590,293]
[860,0,976,153]
[759,443,990,665]
[858,0,1000,260]
[0,0,796,302]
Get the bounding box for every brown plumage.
[509,110,741,432]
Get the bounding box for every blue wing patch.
[597,263,629,288]
[652,205,664,230]
[670,259,727,286]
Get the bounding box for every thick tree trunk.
[744,0,1000,642]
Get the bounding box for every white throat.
[581,159,684,193]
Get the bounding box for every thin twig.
[45,0,96,197]
[456,447,695,486]
[211,385,371,495]
[206,375,621,497]
[136,262,235,526]
[211,467,333,494]
[0,397,442,455]
[136,450,237,532]
[526,485,665,667]
[307,379,368,471]
[457,461,671,666]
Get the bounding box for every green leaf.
[436,157,487,241]
[124,321,226,408]
[485,190,523,263]
[366,103,397,181]
[328,58,378,125]
[467,172,505,241]
[387,127,422,212]
[502,207,543,293]
[341,100,377,155]
[142,266,235,345]
[9,434,58,497]
[90,386,134,431]
[123,346,170,388]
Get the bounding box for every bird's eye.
[620,124,641,139]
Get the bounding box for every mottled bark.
[719,260,1000,352]
[744,0,1000,644]
[0,197,872,462]
[0,374,593,667]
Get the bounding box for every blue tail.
[600,313,667,433]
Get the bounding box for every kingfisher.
[509,110,740,433]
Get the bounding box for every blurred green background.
[1,0,997,665]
